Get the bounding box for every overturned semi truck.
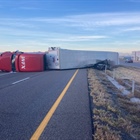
[0,48,119,72]
[0,51,45,72]
[46,47,119,69]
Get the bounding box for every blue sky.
[0,0,140,53]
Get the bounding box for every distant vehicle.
[0,51,45,72]
[124,57,133,63]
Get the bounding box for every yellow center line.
[30,69,79,140]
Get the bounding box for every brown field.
[88,66,140,140]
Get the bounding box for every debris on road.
[92,59,113,70]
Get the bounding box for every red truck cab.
[0,51,45,72]
[15,53,45,72]
[0,52,13,72]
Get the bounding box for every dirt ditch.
[88,66,140,140]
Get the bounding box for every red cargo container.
[0,51,45,72]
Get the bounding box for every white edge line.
[0,72,16,77]
[12,77,30,85]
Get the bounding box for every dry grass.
[106,66,140,98]
[88,68,140,140]
[94,123,121,140]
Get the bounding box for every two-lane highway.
[0,69,92,140]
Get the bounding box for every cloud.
[1,12,140,30]
[48,35,107,42]
[0,12,140,52]
[76,35,107,39]
[122,27,140,32]
[28,12,140,27]
[67,13,140,28]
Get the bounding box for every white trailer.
[46,47,119,69]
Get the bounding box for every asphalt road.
[0,69,92,140]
